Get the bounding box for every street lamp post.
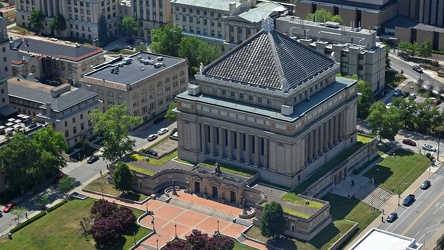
[151,217,156,233]
[156,239,158,250]
[101,188,104,199]
[397,183,400,206]
[216,220,220,235]
[175,224,178,239]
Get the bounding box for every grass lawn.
[0,199,151,250]
[234,240,259,250]
[285,142,364,196]
[357,135,374,144]
[83,175,150,201]
[386,70,407,88]
[363,149,429,193]
[130,151,178,166]
[281,195,325,209]
[8,25,32,35]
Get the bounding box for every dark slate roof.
[202,29,335,91]
[8,78,98,112]
[11,38,103,62]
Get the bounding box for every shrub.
[46,200,68,212]
[112,206,137,233]
[89,216,123,247]
[10,211,47,233]
[426,153,431,158]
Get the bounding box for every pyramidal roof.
[202,17,335,92]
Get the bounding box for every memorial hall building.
[175,17,359,188]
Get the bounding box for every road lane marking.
[402,191,444,235]
[440,203,444,209]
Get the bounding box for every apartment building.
[8,77,102,148]
[80,51,188,125]
[276,16,386,95]
[15,0,121,43]
[9,36,105,85]
[127,0,173,42]
[171,0,286,52]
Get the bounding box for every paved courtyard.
[81,190,265,249]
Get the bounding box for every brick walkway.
[81,190,265,249]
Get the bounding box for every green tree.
[89,102,142,162]
[50,14,67,36]
[306,9,342,24]
[112,162,133,193]
[10,206,27,224]
[367,102,402,141]
[33,126,68,176]
[179,36,221,73]
[398,40,420,57]
[135,43,147,52]
[418,40,432,60]
[0,133,39,194]
[35,194,50,210]
[121,16,138,37]
[150,24,183,57]
[165,102,177,122]
[57,175,76,199]
[29,10,45,33]
[98,14,108,45]
[357,79,374,119]
[260,201,285,239]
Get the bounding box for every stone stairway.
[353,182,393,209]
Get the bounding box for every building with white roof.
[349,228,422,250]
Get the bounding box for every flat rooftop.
[8,77,98,112]
[10,37,103,62]
[177,77,356,123]
[349,228,421,250]
[84,52,186,85]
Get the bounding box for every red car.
[402,138,417,146]
[53,173,65,183]
[3,203,15,213]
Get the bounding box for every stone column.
[310,130,315,160]
[219,128,224,158]
[255,136,260,167]
[334,115,339,144]
[329,118,334,147]
[227,129,232,160]
[201,124,206,154]
[210,126,215,156]
[264,138,269,169]
[245,134,251,165]
[320,122,325,153]
[306,132,312,162]
[314,127,319,158]
[236,132,242,162]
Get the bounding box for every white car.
[147,134,158,141]
[422,144,437,152]
[158,128,169,135]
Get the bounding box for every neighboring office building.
[171,0,286,52]
[8,77,102,148]
[349,228,422,250]
[9,36,105,85]
[276,16,386,95]
[80,51,188,125]
[15,0,120,43]
[295,0,444,50]
[175,17,358,188]
[127,0,173,42]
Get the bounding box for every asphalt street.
[379,166,444,245]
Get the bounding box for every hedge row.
[10,211,47,233]
[46,200,68,212]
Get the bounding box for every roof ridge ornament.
[262,16,274,32]
[281,78,289,93]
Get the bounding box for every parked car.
[53,173,65,183]
[386,212,398,222]
[3,203,15,213]
[402,138,417,146]
[393,90,401,97]
[147,134,158,141]
[421,180,431,190]
[158,128,169,135]
[412,65,423,73]
[170,131,178,141]
[403,194,415,206]
[422,144,437,152]
[410,93,417,99]
[123,45,133,50]
[146,149,158,156]
[154,117,164,124]
[87,155,99,164]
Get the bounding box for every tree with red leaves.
[208,234,235,250]
[89,216,123,247]
[164,239,191,250]
[112,206,137,233]
[164,230,234,250]
[90,199,118,219]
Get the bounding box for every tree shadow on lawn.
[363,165,393,186]
[322,194,361,221]
[105,226,143,250]
[308,223,341,249]
[120,191,141,201]
[268,236,298,250]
